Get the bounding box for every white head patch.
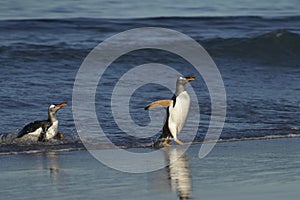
[49,104,55,109]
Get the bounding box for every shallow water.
[1,138,299,200]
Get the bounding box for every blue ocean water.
[0,1,300,153]
[0,2,300,200]
[0,0,300,19]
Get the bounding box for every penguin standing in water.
[17,103,67,142]
[145,77,195,147]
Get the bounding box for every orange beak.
[186,77,195,81]
[58,103,67,108]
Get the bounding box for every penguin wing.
[17,120,50,138]
[145,99,172,110]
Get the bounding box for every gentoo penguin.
[17,103,67,142]
[145,77,195,146]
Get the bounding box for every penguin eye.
[49,105,55,109]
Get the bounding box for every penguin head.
[177,77,195,85]
[175,77,195,95]
[49,102,67,113]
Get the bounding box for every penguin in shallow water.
[145,77,195,146]
[17,103,67,142]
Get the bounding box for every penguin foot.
[163,139,171,147]
[56,132,64,139]
[175,139,186,146]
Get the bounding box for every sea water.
[0,1,299,199]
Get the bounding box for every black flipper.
[38,130,47,142]
[153,106,174,148]
[38,122,52,142]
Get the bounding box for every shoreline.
[1,133,299,156]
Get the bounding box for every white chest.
[168,91,191,133]
[45,121,58,140]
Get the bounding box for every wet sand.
[1,138,299,200]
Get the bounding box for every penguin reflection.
[45,152,60,181]
[165,147,192,200]
[42,152,69,194]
